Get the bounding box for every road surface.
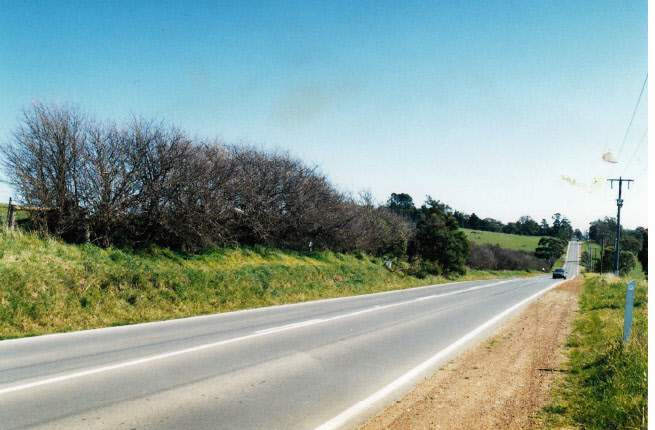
[0,242,580,430]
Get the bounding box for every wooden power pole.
[607,177,634,275]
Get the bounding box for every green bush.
[406,259,441,279]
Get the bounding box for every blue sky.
[0,1,648,230]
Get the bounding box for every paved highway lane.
[0,242,580,430]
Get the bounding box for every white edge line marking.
[314,241,577,430]
[0,278,524,396]
[314,279,567,430]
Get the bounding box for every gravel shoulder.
[359,277,583,430]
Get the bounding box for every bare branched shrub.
[279,173,353,251]
[466,242,497,269]
[220,146,358,251]
[345,191,412,257]
[1,102,87,238]
[132,122,195,247]
[1,102,413,255]
[467,243,548,271]
[78,121,140,246]
[375,207,413,257]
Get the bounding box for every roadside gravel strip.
[358,277,582,430]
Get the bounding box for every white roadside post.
[623,280,637,342]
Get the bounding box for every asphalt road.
[0,241,580,430]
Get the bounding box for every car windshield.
[555,269,565,273]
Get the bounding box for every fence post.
[81,209,90,244]
[623,280,637,342]
[7,198,16,229]
[3,197,8,227]
[4,197,10,227]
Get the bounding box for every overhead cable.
[622,128,648,175]
[615,73,648,161]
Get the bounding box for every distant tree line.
[582,217,647,276]
[387,192,578,241]
[454,210,578,241]
[386,193,552,272]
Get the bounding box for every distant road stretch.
[1,242,580,430]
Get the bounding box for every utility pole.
[600,236,605,275]
[607,177,634,275]
[588,243,592,270]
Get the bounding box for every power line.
[615,73,648,162]
[635,166,647,181]
[622,128,648,175]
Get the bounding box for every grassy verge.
[552,254,566,270]
[0,229,541,339]
[628,261,646,280]
[543,274,648,429]
[461,228,542,252]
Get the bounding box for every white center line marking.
[255,319,324,334]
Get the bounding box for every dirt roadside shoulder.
[359,277,583,430]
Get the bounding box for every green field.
[0,203,29,223]
[543,274,648,428]
[461,228,543,252]
[0,228,540,339]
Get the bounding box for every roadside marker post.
[623,280,636,342]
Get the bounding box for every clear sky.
[0,1,648,231]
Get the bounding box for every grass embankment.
[544,274,648,429]
[462,228,542,252]
[0,229,539,339]
[551,244,571,270]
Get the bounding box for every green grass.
[0,228,541,339]
[461,228,543,252]
[628,261,646,280]
[543,274,648,429]
[551,249,569,271]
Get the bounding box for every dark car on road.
[552,268,567,279]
